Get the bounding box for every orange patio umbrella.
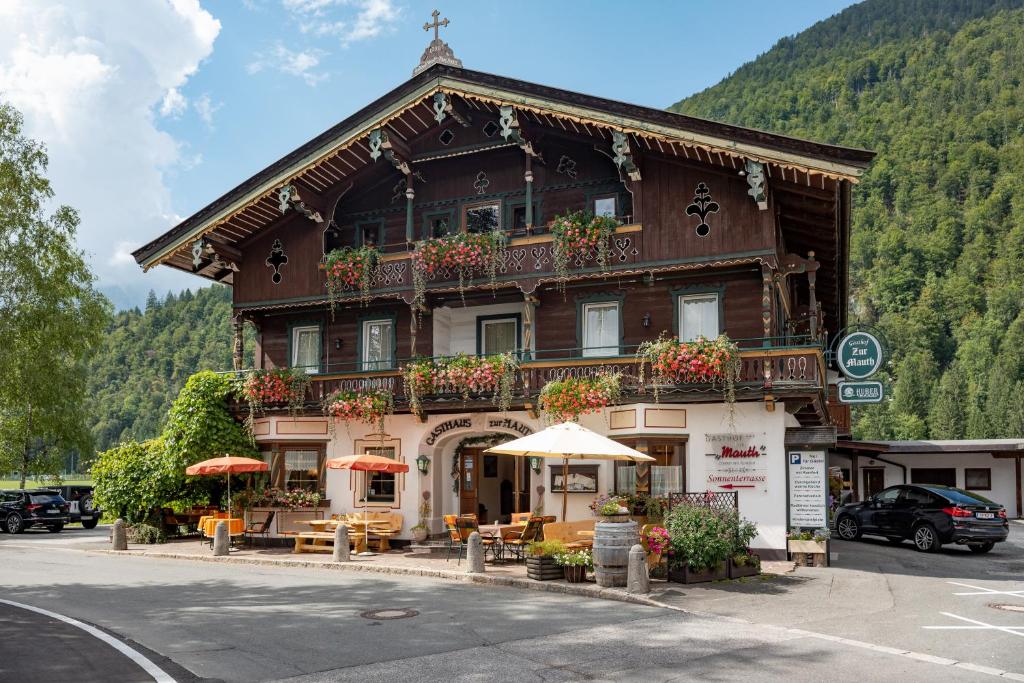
[186,456,269,522]
[326,454,409,554]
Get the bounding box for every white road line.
[923,612,1024,638]
[0,598,175,683]
[948,581,1024,597]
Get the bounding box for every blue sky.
[0,0,858,309]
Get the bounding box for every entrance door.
[459,448,482,518]
[863,468,885,499]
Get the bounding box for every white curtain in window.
[651,466,683,498]
[583,303,619,357]
[616,466,637,495]
[364,320,393,369]
[292,327,319,371]
[680,295,719,341]
[483,320,517,355]
[285,451,318,471]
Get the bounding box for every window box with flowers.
[411,230,507,308]
[549,210,618,285]
[322,387,393,434]
[538,372,621,423]
[402,353,519,417]
[237,368,310,427]
[322,244,380,310]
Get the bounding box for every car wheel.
[81,518,99,529]
[913,524,940,552]
[886,537,904,545]
[836,515,861,540]
[47,523,64,533]
[968,542,995,554]
[5,513,25,534]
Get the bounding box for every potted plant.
[526,539,567,581]
[728,518,762,579]
[598,499,631,522]
[664,504,734,583]
[553,548,592,583]
[787,527,829,567]
[411,491,431,543]
[642,525,670,572]
[539,373,621,423]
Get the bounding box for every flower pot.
[411,527,428,543]
[668,562,728,584]
[599,514,632,523]
[562,565,587,583]
[728,557,760,579]
[526,556,562,581]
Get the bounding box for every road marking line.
[923,612,1024,638]
[0,598,175,682]
[948,581,1024,597]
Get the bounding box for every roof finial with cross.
[423,9,449,41]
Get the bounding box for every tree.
[0,103,110,486]
[928,365,968,439]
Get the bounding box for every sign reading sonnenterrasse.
[837,331,883,379]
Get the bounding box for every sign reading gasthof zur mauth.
[837,331,883,379]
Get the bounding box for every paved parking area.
[652,523,1024,673]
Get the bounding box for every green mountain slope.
[672,0,1024,439]
[85,285,248,454]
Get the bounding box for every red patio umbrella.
[186,456,269,522]
[326,454,409,554]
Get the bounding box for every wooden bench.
[542,519,595,549]
[293,531,366,554]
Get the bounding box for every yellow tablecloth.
[201,517,244,536]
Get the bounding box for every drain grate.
[988,603,1024,613]
[360,608,419,620]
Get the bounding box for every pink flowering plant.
[636,333,742,406]
[539,373,621,423]
[402,353,519,417]
[323,388,393,433]
[322,244,380,310]
[550,210,618,285]
[644,526,671,555]
[411,230,507,308]
[238,368,310,428]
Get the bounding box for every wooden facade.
[134,62,873,428]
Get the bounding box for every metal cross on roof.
[424,9,449,41]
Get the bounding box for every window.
[357,219,384,248]
[900,487,941,506]
[323,223,345,254]
[425,212,453,238]
[291,325,321,373]
[594,196,617,218]
[911,468,957,487]
[478,315,520,355]
[965,468,992,491]
[362,318,394,370]
[678,293,720,341]
[874,487,902,503]
[582,301,620,357]
[362,446,397,505]
[284,450,320,492]
[508,201,540,231]
[463,202,500,234]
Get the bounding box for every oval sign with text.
[837,331,883,379]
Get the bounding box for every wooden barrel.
[593,519,639,587]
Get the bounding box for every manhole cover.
[989,603,1024,613]
[360,608,419,620]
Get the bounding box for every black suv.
[51,485,101,529]
[0,489,70,533]
[835,484,1009,553]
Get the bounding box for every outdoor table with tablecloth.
[200,517,244,537]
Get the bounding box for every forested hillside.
[673,0,1024,439]
[86,285,248,454]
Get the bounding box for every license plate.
[46,509,59,514]
[976,512,994,519]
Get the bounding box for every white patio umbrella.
[484,422,654,521]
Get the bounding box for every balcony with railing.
[229,337,827,418]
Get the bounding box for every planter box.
[788,540,827,567]
[668,562,728,584]
[526,556,562,581]
[563,565,587,583]
[728,557,761,579]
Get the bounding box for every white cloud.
[193,93,222,127]
[281,0,400,45]
[0,0,220,307]
[248,43,328,86]
[160,87,188,117]
[109,240,141,267]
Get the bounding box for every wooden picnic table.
[299,519,395,552]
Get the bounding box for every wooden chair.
[443,514,497,564]
[502,516,546,561]
[244,511,275,547]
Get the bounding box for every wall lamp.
[641,312,651,329]
[529,456,542,474]
[416,454,430,475]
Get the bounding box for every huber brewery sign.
[705,433,768,493]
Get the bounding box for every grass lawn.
[0,479,93,489]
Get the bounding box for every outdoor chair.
[501,516,546,562]
[244,511,275,547]
[443,515,497,564]
[161,508,184,537]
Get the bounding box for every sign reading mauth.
[705,433,768,493]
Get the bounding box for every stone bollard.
[627,544,650,595]
[333,524,350,562]
[213,520,229,556]
[112,518,127,551]
[466,531,485,573]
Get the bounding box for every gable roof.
[133,62,874,271]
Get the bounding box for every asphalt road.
[1,525,1016,682]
